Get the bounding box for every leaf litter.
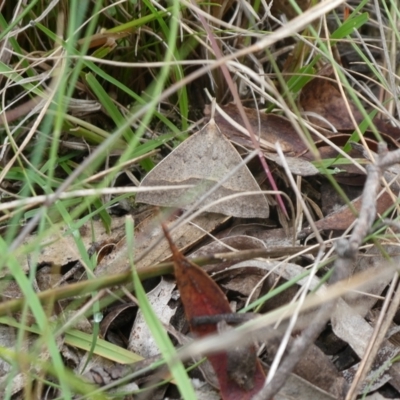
[7,104,400,398]
[6,95,400,399]
[4,3,400,400]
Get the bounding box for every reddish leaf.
[162,225,266,399]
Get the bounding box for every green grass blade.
[85,72,135,142]
[126,217,196,399]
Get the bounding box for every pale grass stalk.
[8,0,61,37]
[346,274,400,400]
[262,143,326,386]
[0,185,195,212]
[373,0,400,118]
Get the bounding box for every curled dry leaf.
[100,303,137,340]
[162,225,266,399]
[136,118,269,219]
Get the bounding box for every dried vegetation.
[1,0,400,399]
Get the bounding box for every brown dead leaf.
[300,191,393,234]
[300,65,363,131]
[95,212,229,276]
[162,225,266,399]
[300,65,400,142]
[212,103,309,156]
[136,118,269,219]
[16,217,127,275]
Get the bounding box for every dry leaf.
[266,153,319,176]
[95,212,229,276]
[162,225,266,399]
[274,373,337,400]
[332,298,400,393]
[136,118,269,218]
[266,337,348,398]
[300,65,400,142]
[299,190,393,234]
[128,278,177,358]
[100,303,137,341]
[16,217,127,275]
[300,65,363,131]
[213,103,309,156]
